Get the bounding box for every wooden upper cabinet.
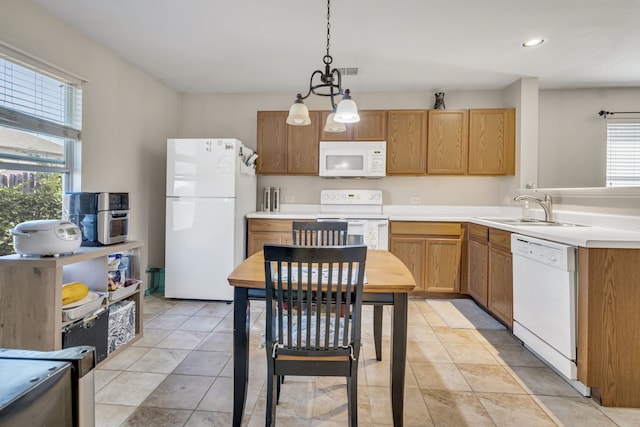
[257,111,288,174]
[352,110,387,140]
[386,110,427,175]
[318,109,386,141]
[427,110,469,174]
[287,111,320,174]
[257,107,516,176]
[468,108,515,175]
[257,110,320,175]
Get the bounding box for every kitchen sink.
[478,218,588,227]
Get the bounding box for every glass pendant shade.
[334,90,360,123]
[324,112,347,132]
[286,99,311,126]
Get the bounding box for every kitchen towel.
[427,299,506,330]
[240,146,257,175]
[362,222,379,249]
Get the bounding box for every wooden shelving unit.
[0,241,144,359]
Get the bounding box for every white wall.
[538,87,640,188]
[535,88,640,215]
[1,0,181,269]
[180,90,518,206]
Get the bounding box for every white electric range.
[317,189,389,250]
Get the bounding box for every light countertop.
[247,204,318,220]
[247,205,640,249]
[471,218,640,249]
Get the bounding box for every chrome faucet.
[513,194,553,222]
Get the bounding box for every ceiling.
[33,0,640,94]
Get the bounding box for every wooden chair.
[263,244,367,427]
[291,221,348,246]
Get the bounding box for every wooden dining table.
[227,248,416,427]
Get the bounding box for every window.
[606,122,640,187]
[0,46,83,255]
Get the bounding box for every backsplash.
[257,175,510,206]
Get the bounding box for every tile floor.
[95,295,640,426]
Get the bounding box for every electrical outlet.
[284,196,295,203]
[410,197,421,204]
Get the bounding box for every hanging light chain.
[287,0,360,128]
[326,0,331,58]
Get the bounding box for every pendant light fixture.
[286,0,359,132]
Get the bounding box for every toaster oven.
[63,192,130,246]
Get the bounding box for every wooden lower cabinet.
[390,237,426,291]
[467,229,489,308]
[466,224,512,327]
[389,221,464,296]
[578,247,640,407]
[247,218,297,256]
[487,234,512,327]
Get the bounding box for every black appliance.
[64,192,129,246]
[62,308,109,364]
[0,346,96,427]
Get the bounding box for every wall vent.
[337,67,359,76]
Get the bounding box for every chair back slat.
[263,245,366,355]
[292,221,348,247]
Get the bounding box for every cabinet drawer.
[248,219,295,233]
[489,228,511,250]
[391,221,462,236]
[468,223,488,242]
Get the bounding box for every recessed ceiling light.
[522,38,545,48]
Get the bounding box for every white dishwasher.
[511,234,589,396]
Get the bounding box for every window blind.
[0,55,82,172]
[606,123,640,187]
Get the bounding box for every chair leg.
[347,369,358,427]
[276,375,282,403]
[266,361,277,426]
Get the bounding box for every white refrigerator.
[165,138,257,300]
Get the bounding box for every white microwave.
[319,141,386,178]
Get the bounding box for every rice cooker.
[10,220,82,256]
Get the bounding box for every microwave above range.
[63,192,129,246]
[319,141,386,178]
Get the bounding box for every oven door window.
[110,218,128,238]
[346,233,364,246]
